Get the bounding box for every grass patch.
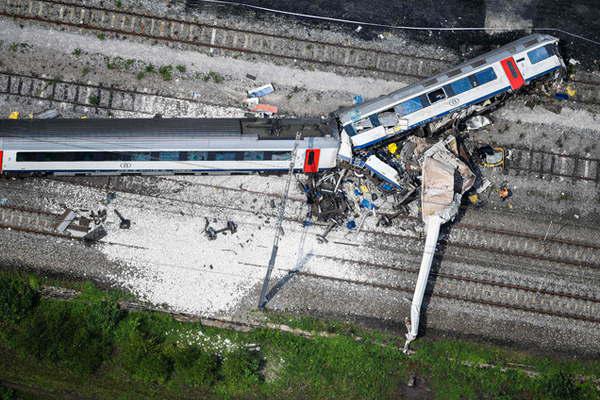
[176,65,186,73]
[159,65,173,81]
[0,271,598,399]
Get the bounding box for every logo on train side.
[449,98,460,107]
[120,162,132,169]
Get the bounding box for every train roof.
[336,33,559,125]
[0,118,337,140]
[0,118,339,151]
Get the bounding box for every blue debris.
[346,220,357,230]
[554,92,569,101]
[353,95,364,105]
[360,198,375,210]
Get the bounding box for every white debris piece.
[365,155,402,188]
[350,125,387,148]
[338,130,353,162]
[465,115,492,131]
[404,136,474,353]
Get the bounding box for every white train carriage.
[0,118,339,175]
[336,34,565,150]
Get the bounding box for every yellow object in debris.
[566,85,576,97]
[468,194,479,205]
[8,111,19,119]
[387,143,398,154]
[359,184,369,194]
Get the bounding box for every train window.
[214,152,237,161]
[471,67,497,87]
[271,151,292,161]
[243,151,264,161]
[131,152,152,161]
[159,152,180,161]
[527,46,551,64]
[506,61,519,79]
[449,77,473,95]
[186,152,208,161]
[427,88,446,104]
[394,97,424,117]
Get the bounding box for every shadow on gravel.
[263,252,314,306]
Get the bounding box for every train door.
[500,57,524,90]
[303,149,320,173]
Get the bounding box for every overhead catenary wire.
[192,0,600,47]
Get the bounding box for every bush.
[0,274,39,323]
[19,298,119,373]
[171,346,220,388]
[0,384,16,400]
[538,370,581,400]
[216,348,261,397]
[115,313,175,384]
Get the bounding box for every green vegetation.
[145,63,156,73]
[81,66,91,77]
[97,33,106,40]
[88,95,100,106]
[0,271,598,400]
[115,0,122,8]
[105,57,135,71]
[203,70,224,83]
[136,71,145,80]
[159,65,173,81]
[71,48,82,57]
[176,64,186,73]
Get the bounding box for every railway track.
[505,146,600,184]
[0,0,447,80]
[2,192,599,326]
[0,71,239,116]
[30,176,600,271]
[4,0,600,111]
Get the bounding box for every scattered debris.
[83,225,108,242]
[251,104,278,115]
[103,192,117,205]
[247,83,274,98]
[205,218,238,240]
[465,115,492,131]
[243,97,260,107]
[34,109,59,119]
[8,111,19,119]
[355,25,363,33]
[245,73,257,81]
[499,184,512,201]
[114,209,131,229]
[0,198,8,206]
[477,145,505,167]
[55,209,77,233]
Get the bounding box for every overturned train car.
[335,33,565,150]
[0,118,339,176]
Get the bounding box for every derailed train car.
[0,118,339,176]
[335,34,565,151]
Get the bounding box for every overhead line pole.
[258,131,301,310]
